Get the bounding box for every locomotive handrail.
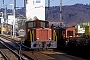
[21,42,33,49]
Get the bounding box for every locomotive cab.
[53,27,66,48]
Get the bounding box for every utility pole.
[24,0,26,17]
[1,0,4,35]
[60,0,65,27]
[14,0,16,13]
[2,0,7,23]
[1,12,4,35]
[60,0,62,22]
[4,5,7,23]
[3,0,4,5]
[9,0,16,37]
[24,0,26,8]
[10,3,15,38]
[48,0,50,9]
[3,5,7,35]
[14,0,16,38]
[2,0,7,34]
[60,0,62,27]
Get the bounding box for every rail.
[0,50,9,60]
[0,39,26,60]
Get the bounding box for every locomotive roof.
[26,19,49,23]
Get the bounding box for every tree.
[16,15,26,30]
[33,16,39,20]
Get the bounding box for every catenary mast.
[60,0,65,27]
[48,0,50,9]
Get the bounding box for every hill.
[1,4,90,26]
[46,4,90,26]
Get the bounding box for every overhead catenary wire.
[0,0,12,20]
[0,0,12,8]
[0,1,3,8]
[0,0,75,22]
[6,0,12,6]
[0,0,4,9]
[1,0,74,22]
[28,0,74,10]
[63,0,73,5]
[28,0,55,10]
[0,0,74,10]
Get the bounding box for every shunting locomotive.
[51,26,76,48]
[24,19,57,49]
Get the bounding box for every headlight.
[37,38,39,40]
[49,38,51,40]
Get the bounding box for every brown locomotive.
[24,20,57,49]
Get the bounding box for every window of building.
[36,0,41,3]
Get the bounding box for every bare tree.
[33,16,39,20]
[16,15,26,30]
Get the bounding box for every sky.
[0,0,90,9]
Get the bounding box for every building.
[84,22,90,36]
[8,15,14,25]
[76,24,85,34]
[8,15,19,29]
[0,12,4,23]
[26,0,45,21]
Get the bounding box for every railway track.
[0,35,56,60]
[0,50,6,60]
[0,39,27,60]
[0,34,88,60]
[0,35,31,60]
[0,35,21,42]
[21,50,55,60]
[40,50,86,60]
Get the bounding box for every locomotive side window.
[28,22,33,28]
[33,22,36,27]
[41,22,45,28]
[67,31,73,37]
